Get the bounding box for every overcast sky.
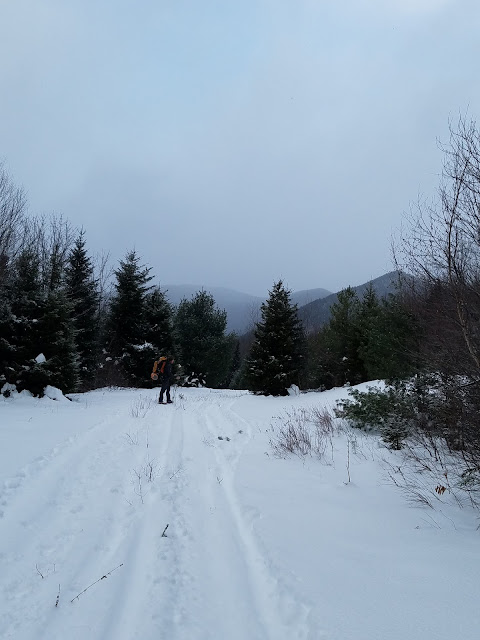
[1,0,480,297]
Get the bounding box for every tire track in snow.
[203,399,313,640]
[0,393,168,639]
[149,391,312,640]
[1,390,316,639]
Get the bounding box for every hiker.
[158,355,175,404]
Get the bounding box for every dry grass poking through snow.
[269,406,339,460]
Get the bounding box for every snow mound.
[1,383,16,398]
[43,385,69,401]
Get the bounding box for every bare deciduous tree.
[0,163,28,280]
[395,115,480,470]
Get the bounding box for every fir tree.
[360,293,418,381]
[104,250,154,385]
[26,288,80,394]
[10,249,45,372]
[226,340,241,388]
[319,287,364,386]
[175,290,235,388]
[356,284,381,379]
[8,248,80,395]
[144,287,175,354]
[0,276,15,389]
[65,231,100,390]
[139,287,176,383]
[244,281,305,396]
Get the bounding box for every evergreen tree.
[175,290,235,388]
[356,284,381,378]
[144,287,175,354]
[65,231,100,390]
[10,249,45,372]
[312,285,418,389]
[360,293,418,381]
[244,281,305,396]
[226,340,241,388]
[24,288,80,394]
[0,274,15,389]
[8,248,80,395]
[104,250,154,385]
[139,287,176,383]
[317,287,363,387]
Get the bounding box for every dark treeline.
[0,156,414,400]
[0,162,426,402]
[0,168,241,394]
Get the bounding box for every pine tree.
[356,284,381,379]
[27,288,80,394]
[360,293,418,381]
[139,287,176,382]
[104,250,154,385]
[65,231,100,390]
[10,249,45,372]
[144,287,175,353]
[320,287,364,386]
[0,275,15,389]
[226,340,241,388]
[175,290,235,388]
[244,281,305,396]
[9,248,80,395]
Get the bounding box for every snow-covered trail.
[0,389,312,640]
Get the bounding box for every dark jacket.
[162,361,173,384]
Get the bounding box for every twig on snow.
[161,524,169,537]
[55,584,61,607]
[70,563,124,603]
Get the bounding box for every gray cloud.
[1,0,479,296]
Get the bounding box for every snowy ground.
[0,385,479,640]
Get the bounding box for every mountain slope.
[298,271,404,332]
[162,284,331,333]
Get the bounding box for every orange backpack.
[151,356,167,380]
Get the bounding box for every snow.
[0,385,479,639]
[35,353,46,364]
[43,386,70,402]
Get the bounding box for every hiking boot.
[167,400,173,404]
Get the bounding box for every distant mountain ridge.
[162,274,402,335]
[298,271,404,332]
[161,284,332,333]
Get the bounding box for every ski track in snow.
[0,390,314,639]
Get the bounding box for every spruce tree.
[139,287,176,382]
[360,293,418,381]
[26,288,80,394]
[9,248,80,395]
[0,275,15,389]
[320,287,364,386]
[104,250,154,385]
[144,287,175,353]
[356,284,381,379]
[244,281,305,396]
[175,290,235,388]
[226,340,241,388]
[65,231,100,390]
[10,249,45,372]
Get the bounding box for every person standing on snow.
[159,356,175,404]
